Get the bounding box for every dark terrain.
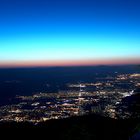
[0,113,140,140]
[0,65,140,140]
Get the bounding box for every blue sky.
[0,0,140,66]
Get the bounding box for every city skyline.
[0,0,140,67]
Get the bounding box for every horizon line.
[0,64,139,69]
[0,58,140,68]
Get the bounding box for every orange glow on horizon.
[0,58,139,68]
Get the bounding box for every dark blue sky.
[0,0,140,67]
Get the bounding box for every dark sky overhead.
[0,0,140,67]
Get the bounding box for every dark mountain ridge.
[0,114,139,140]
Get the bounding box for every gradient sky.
[0,0,140,67]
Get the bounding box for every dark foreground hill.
[0,114,140,140]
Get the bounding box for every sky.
[0,0,140,67]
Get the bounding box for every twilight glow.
[0,0,140,67]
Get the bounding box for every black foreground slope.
[0,114,139,140]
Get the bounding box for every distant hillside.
[120,89,140,117]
